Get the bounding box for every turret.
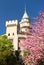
[20,7,32,34]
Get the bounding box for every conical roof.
[22,7,29,19]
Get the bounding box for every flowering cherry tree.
[20,12,44,65]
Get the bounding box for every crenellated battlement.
[6,20,18,27]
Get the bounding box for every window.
[13,33,14,35]
[8,33,10,36]
[18,39,20,43]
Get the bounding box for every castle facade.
[6,9,32,53]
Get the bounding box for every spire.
[25,4,26,13]
[22,5,29,19]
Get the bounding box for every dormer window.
[8,33,10,36]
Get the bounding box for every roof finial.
[22,4,29,19]
[25,4,26,13]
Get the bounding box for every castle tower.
[18,7,32,56]
[6,7,32,53]
[6,20,19,50]
[20,7,32,35]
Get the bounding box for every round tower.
[19,7,32,56]
[20,7,32,34]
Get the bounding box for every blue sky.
[0,0,44,35]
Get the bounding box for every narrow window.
[13,33,14,35]
[8,33,10,36]
[18,39,20,43]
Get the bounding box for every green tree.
[0,35,24,65]
[0,35,13,65]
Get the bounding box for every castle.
[6,8,32,53]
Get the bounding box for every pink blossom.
[20,12,44,65]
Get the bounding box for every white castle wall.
[6,20,18,50]
[20,18,32,32]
